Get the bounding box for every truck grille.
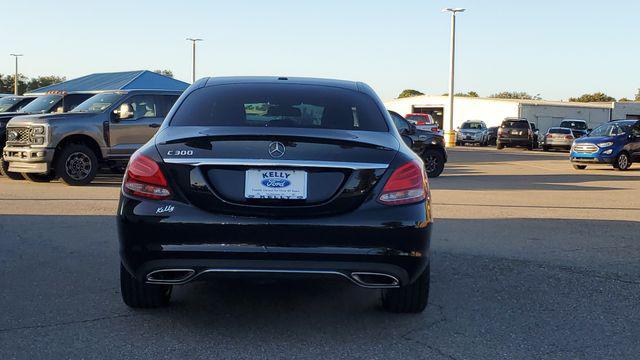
[573,143,598,154]
[5,127,32,145]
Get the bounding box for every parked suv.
[570,120,640,171]
[3,90,181,185]
[560,119,589,138]
[456,120,488,146]
[1,92,89,179]
[496,118,537,150]
[389,111,447,177]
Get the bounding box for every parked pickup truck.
[1,92,89,179]
[3,90,182,185]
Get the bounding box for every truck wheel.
[22,172,57,183]
[55,144,98,186]
[422,149,445,178]
[0,158,24,180]
[613,152,631,171]
[573,164,587,170]
[120,263,172,308]
[382,264,429,313]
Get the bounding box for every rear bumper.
[497,138,530,146]
[543,140,573,148]
[118,196,432,288]
[3,146,53,173]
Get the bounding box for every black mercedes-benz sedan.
[118,77,433,313]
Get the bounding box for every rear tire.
[381,265,429,313]
[120,264,172,308]
[55,144,98,186]
[22,172,57,183]
[421,149,445,178]
[0,158,24,180]
[613,152,631,171]
[496,143,504,150]
[573,164,587,170]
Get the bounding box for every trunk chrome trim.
[163,158,389,170]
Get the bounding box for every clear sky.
[4,0,639,100]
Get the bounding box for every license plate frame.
[244,169,308,200]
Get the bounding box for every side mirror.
[401,135,414,148]
[114,103,134,120]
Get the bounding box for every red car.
[405,113,439,133]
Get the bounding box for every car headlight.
[597,142,613,148]
[29,125,48,145]
[32,126,45,135]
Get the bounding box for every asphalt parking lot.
[1,147,639,359]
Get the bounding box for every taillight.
[429,126,439,132]
[123,154,171,200]
[565,135,574,140]
[546,134,553,138]
[378,160,428,206]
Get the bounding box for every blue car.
[570,119,640,170]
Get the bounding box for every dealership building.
[384,95,640,133]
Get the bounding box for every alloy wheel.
[65,152,93,180]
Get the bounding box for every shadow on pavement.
[1,215,639,358]
[431,173,635,191]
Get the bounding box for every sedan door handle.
[149,123,161,128]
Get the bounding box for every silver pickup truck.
[3,89,182,185]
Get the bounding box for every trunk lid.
[156,126,398,217]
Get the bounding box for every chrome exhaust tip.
[350,272,400,288]
[146,269,196,284]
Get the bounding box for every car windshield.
[170,84,388,132]
[560,121,587,130]
[72,93,122,113]
[549,128,571,134]
[0,96,23,112]
[462,122,483,129]
[589,122,633,137]
[20,94,63,113]
[502,121,528,129]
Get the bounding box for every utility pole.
[186,38,203,83]
[10,54,23,95]
[442,8,465,147]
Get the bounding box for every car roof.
[610,119,637,123]
[561,119,586,123]
[204,76,359,91]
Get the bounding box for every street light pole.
[186,38,203,83]
[10,54,23,95]
[442,8,465,148]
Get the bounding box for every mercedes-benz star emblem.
[268,141,286,158]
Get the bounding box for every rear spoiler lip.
[155,126,399,151]
[162,158,389,170]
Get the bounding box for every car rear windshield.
[169,84,388,132]
[560,121,587,130]
[549,128,571,134]
[406,115,432,123]
[501,120,528,129]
